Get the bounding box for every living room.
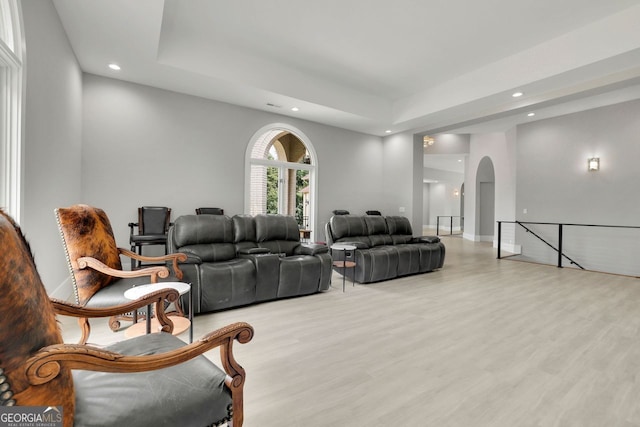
[8,1,639,300]
[2,1,640,425]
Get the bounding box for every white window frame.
[0,0,24,221]
[245,123,318,239]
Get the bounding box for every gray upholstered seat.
[73,333,232,427]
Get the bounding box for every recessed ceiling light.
[385,130,392,133]
[458,159,462,162]
[527,112,535,117]
[291,107,299,112]
[512,91,523,97]
[108,63,121,71]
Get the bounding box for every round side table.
[330,243,357,292]
[124,281,193,343]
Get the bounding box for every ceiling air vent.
[266,103,282,108]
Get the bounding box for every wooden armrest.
[25,322,254,386]
[78,256,169,283]
[51,288,179,335]
[50,288,179,318]
[118,248,187,280]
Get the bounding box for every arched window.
[245,124,318,241]
[0,0,24,220]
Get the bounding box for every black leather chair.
[366,210,382,215]
[196,207,224,215]
[129,206,171,269]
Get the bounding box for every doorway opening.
[476,156,495,242]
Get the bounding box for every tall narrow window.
[246,124,317,241]
[0,0,24,220]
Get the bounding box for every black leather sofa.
[325,214,445,283]
[168,213,331,314]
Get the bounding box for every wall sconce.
[423,136,434,147]
[588,157,600,171]
[453,189,459,197]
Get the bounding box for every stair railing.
[497,220,640,270]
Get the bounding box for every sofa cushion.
[386,216,414,235]
[364,215,388,235]
[255,214,300,242]
[173,215,234,246]
[295,243,329,256]
[364,215,392,246]
[233,214,257,242]
[392,235,414,244]
[415,235,441,244]
[329,215,367,240]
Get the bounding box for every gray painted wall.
[82,74,389,252]
[514,99,640,275]
[516,99,640,225]
[422,168,464,228]
[21,0,83,298]
[381,132,422,227]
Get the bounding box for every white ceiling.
[52,0,640,136]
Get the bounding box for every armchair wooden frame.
[55,204,189,345]
[24,320,253,426]
[2,207,254,427]
[74,249,187,344]
[53,288,181,342]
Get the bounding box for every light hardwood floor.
[60,236,640,427]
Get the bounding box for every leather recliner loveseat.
[325,214,445,284]
[168,213,331,314]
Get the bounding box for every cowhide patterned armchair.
[0,209,253,426]
[55,204,188,344]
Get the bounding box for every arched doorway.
[476,156,495,242]
[245,124,318,241]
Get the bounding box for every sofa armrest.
[413,236,441,244]
[238,247,271,255]
[176,249,203,264]
[336,240,370,250]
[295,243,329,255]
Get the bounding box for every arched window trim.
[0,0,24,222]
[245,123,318,238]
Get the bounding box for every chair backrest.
[55,204,123,305]
[0,210,75,424]
[366,210,382,216]
[139,206,171,235]
[195,207,224,215]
